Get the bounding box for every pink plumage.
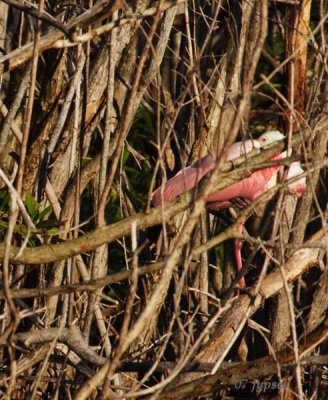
[152,131,305,287]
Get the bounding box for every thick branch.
[0,141,285,265]
[177,227,326,384]
[158,322,328,399]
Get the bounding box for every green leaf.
[37,205,53,221]
[46,227,59,236]
[24,192,40,219]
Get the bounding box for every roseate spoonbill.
[152,131,285,207]
[152,131,306,287]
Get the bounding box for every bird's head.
[258,130,285,147]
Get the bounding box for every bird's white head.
[258,130,285,147]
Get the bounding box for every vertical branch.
[1,1,43,397]
[199,213,209,323]
[292,0,312,115]
[184,1,200,106]
[0,1,326,398]
[69,43,84,326]
[97,4,164,220]
[2,0,43,332]
[285,0,311,132]
[83,13,119,351]
[271,4,312,399]
[0,63,30,154]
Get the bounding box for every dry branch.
[0,142,286,265]
[0,1,327,397]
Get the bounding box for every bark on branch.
[1,141,287,265]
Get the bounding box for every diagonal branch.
[0,141,286,265]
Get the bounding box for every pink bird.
[153,131,306,287]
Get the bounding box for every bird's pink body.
[152,132,305,287]
[206,161,281,207]
[152,140,263,207]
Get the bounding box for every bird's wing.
[152,134,283,207]
[152,155,215,206]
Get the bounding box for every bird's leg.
[229,198,252,288]
[229,204,247,288]
[235,224,246,288]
